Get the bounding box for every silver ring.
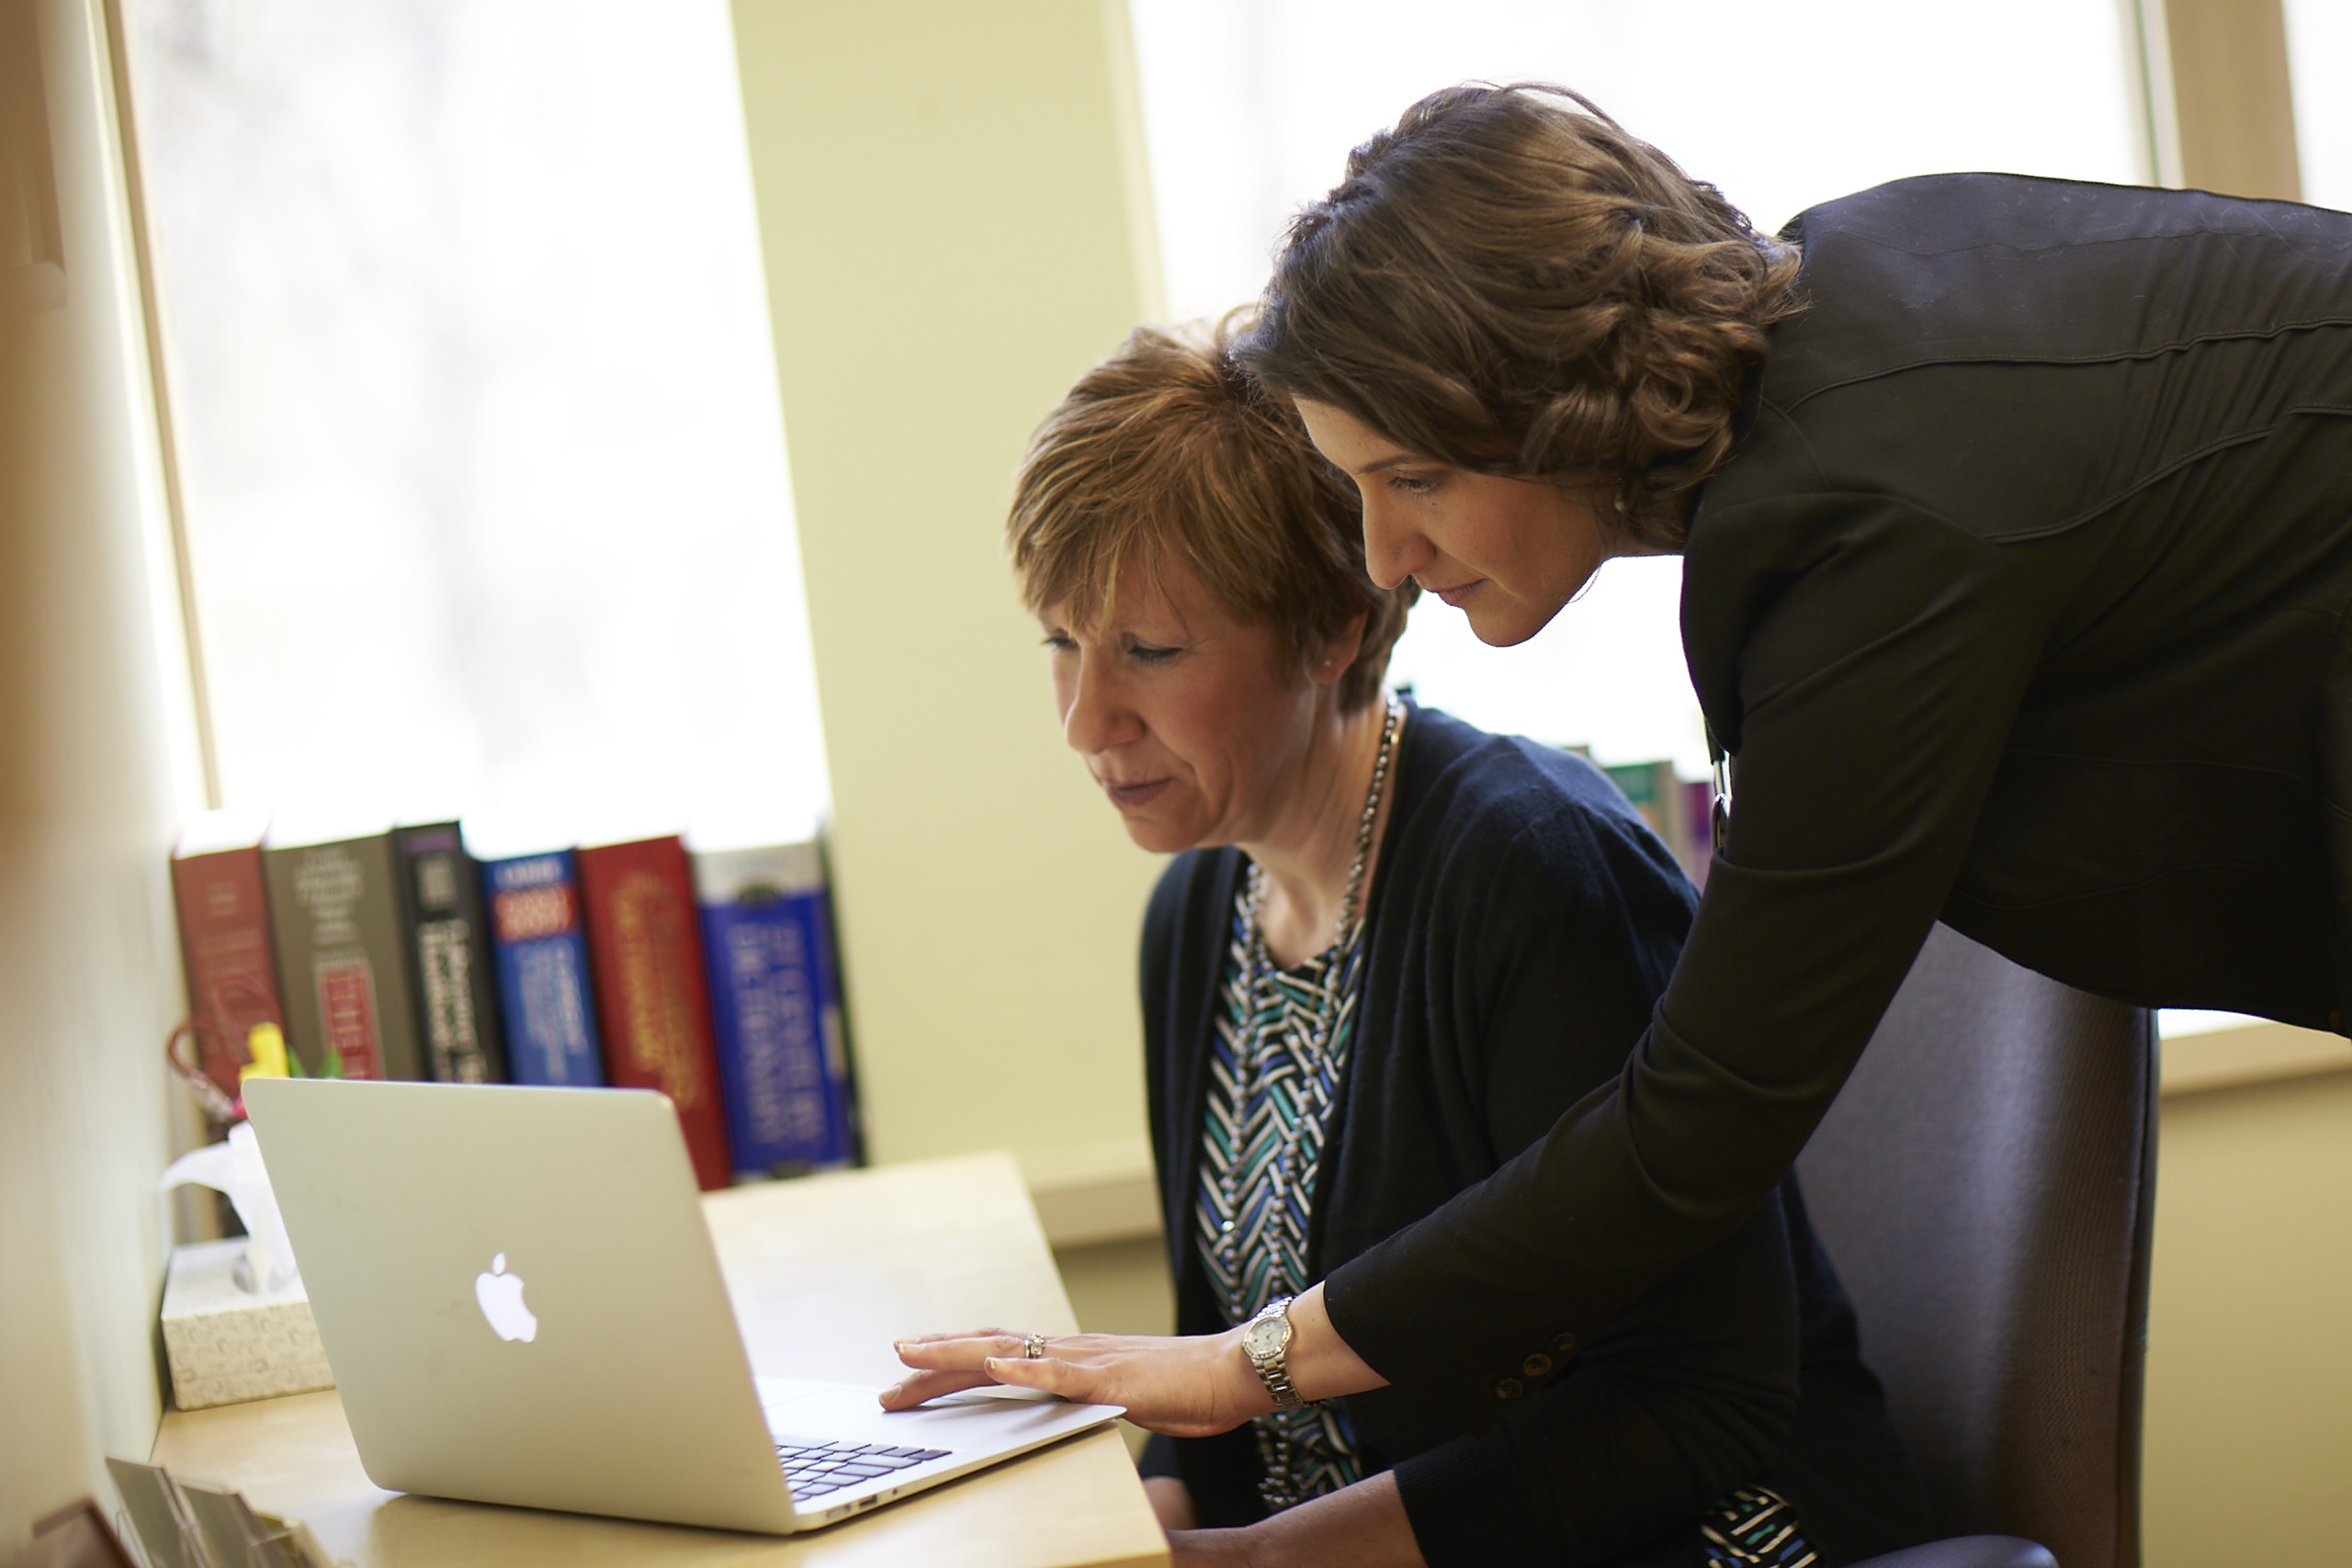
[1023,1332,1047,1360]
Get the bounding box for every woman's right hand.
[877,1284,1387,1435]
[879,1325,1269,1437]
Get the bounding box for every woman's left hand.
[1173,1472,1427,1568]
[879,1325,1268,1437]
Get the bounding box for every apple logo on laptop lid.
[475,1253,538,1343]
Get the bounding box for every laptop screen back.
[242,1079,797,1533]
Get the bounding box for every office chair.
[1800,922,2158,1568]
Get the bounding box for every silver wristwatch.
[1241,1296,1306,1410]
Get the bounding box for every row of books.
[169,818,859,1190]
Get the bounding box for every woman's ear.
[1310,611,1371,689]
[1589,478,1667,559]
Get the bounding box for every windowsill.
[1012,1022,2352,1247]
[2160,1019,2352,1098]
[1022,1138,1162,1247]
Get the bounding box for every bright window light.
[1129,0,2142,773]
[121,0,828,851]
[2286,0,2352,212]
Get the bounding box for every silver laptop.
[241,1078,1120,1534]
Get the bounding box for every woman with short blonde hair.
[1007,317,1410,715]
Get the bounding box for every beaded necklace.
[1205,696,1403,1508]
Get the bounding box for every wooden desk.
[152,1154,1168,1568]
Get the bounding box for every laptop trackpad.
[756,1377,1120,1449]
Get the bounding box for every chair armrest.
[1846,1539,2059,1568]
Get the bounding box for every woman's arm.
[881,1282,1383,1425]
[1147,1477,1198,1531]
[1324,499,2051,1424]
[1348,805,1800,1564]
[1168,1472,1424,1568]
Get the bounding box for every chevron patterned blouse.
[1190,877,1820,1562]
[1194,887,1369,1512]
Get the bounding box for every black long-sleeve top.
[1321,174,2352,1427]
[1140,705,1928,1565]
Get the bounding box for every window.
[1129,0,2143,773]
[1126,3,2280,1040]
[119,0,828,852]
[2285,0,2352,212]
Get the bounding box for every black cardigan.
[1139,706,1928,1565]
[1323,174,2352,1427]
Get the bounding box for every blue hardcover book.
[481,851,605,1087]
[692,842,856,1179]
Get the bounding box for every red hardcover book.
[170,813,288,1097]
[576,835,733,1190]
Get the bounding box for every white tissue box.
[160,1238,335,1410]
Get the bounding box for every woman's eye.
[1386,472,1441,497]
[1042,633,1077,652]
[1128,643,1182,665]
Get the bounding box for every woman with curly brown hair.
[899,78,2352,1474]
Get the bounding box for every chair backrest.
[1796,922,2156,1568]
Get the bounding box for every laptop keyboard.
[773,1437,952,1498]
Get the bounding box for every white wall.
[0,0,203,1553]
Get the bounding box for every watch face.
[1243,1312,1290,1358]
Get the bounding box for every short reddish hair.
[1007,317,1414,712]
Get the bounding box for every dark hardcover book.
[692,842,858,1179]
[169,813,287,1096]
[262,831,423,1080]
[481,851,605,1088]
[576,836,733,1190]
[394,823,507,1084]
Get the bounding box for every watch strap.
[1246,1297,1306,1411]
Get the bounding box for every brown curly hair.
[1007,316,1415,713]
[1237,83,1802,550]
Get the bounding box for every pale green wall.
[728,1,1165,1174]
[2143,1072,2352,1562]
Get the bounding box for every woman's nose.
[1059,658,1137,755]
[1361,495,1432,590]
